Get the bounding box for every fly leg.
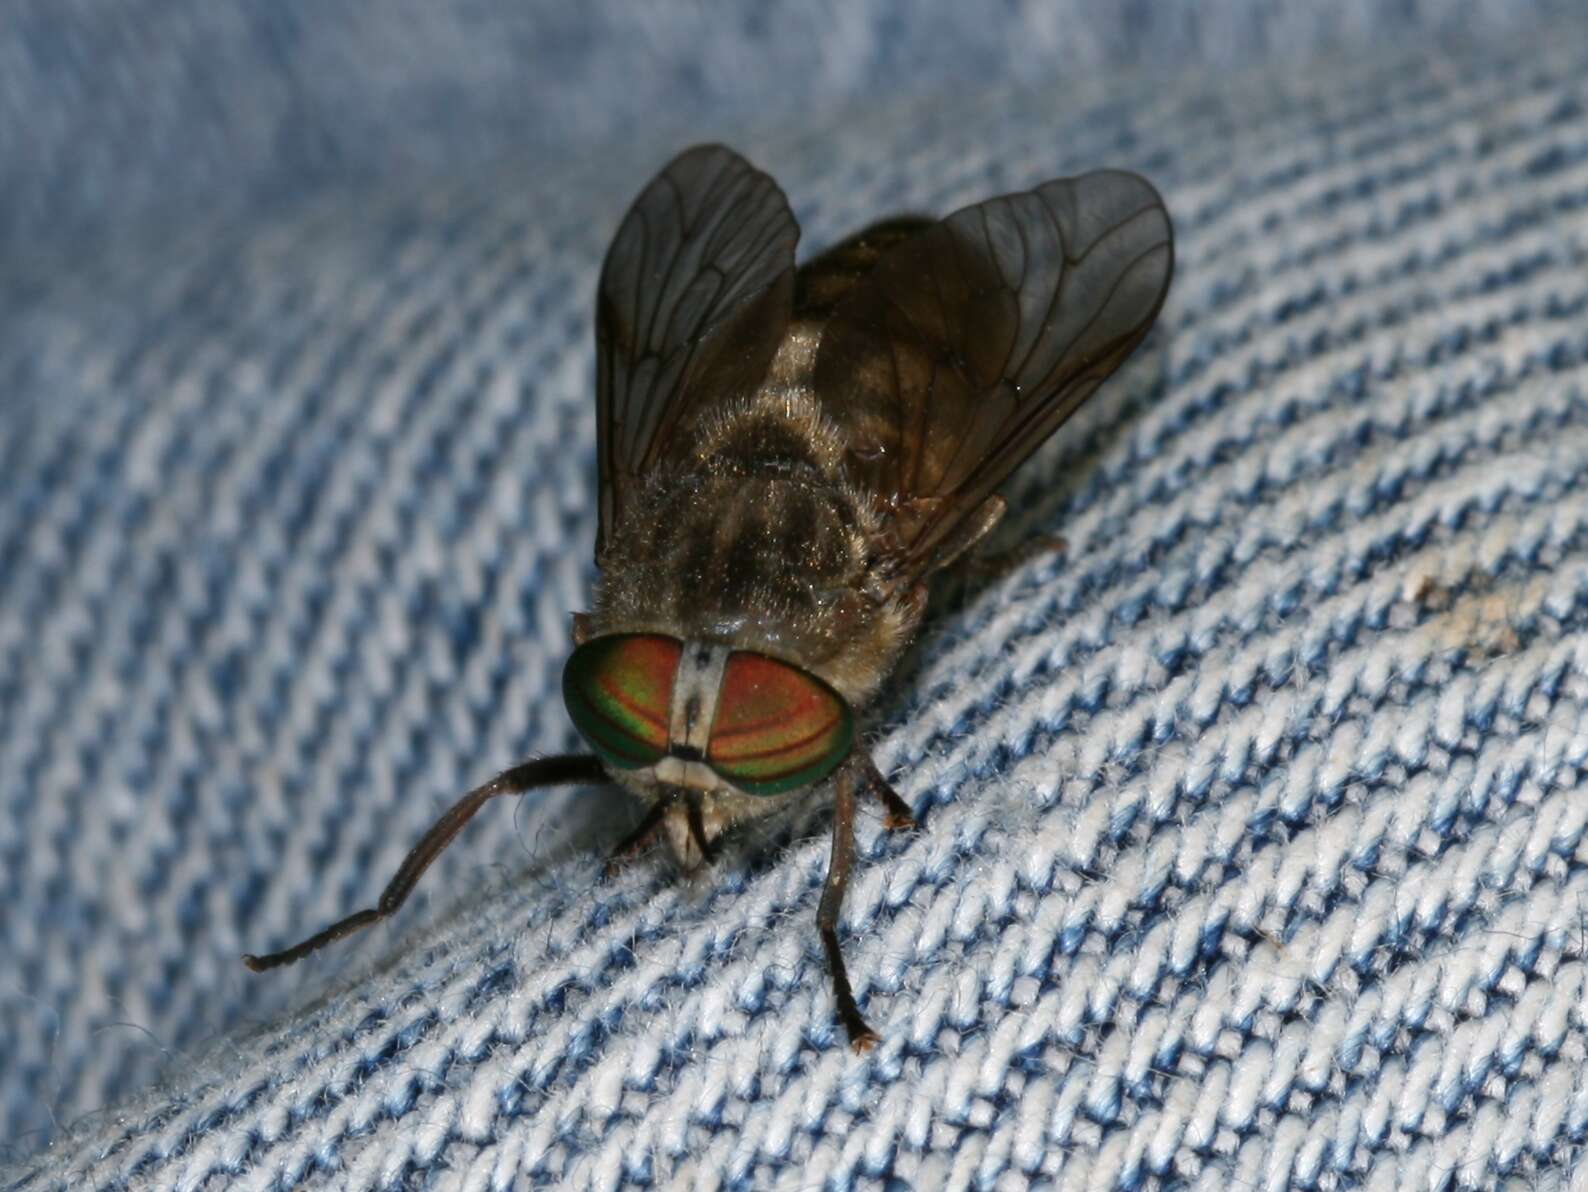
[682,791,718,867]
[856,754,916,831]
[926,495,1007,573]
[244,754,607,970]
[961,532,1068,581]
[819,762,880,1051]
[924,493,1065,585]
[603,800,669,877]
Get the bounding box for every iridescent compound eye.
[562,634,681,769]
[707,652,854,796]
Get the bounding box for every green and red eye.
[707,651,853,796]
[562,634,681,770]
[564,634,855,793]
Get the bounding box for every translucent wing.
[793,216,935,323]
[595,144,800,557]
[812,170,1173,577]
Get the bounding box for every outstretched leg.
[244,754,607,971]
[856,755,917,831]
[819,762,879,1051]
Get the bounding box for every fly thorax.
[590,398,923,703]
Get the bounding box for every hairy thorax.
[590,385,918,707]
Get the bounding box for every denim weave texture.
[5,5,1588,1190]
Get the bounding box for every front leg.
[856,755,917,831]
[819,760,880,1051]
[245,754,608,970]
[602,800,668,877]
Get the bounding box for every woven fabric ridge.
[0,0,1576,252]
[6,24,1588,1192]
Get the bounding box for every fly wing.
[812,170,1173,578]
[793,216,934,323]
[595,144,800,558]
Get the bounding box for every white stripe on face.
[668,640,730,751]
[650,640,730,790]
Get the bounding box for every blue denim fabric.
[5,6,1588,1189]
[0,0,1576,252]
